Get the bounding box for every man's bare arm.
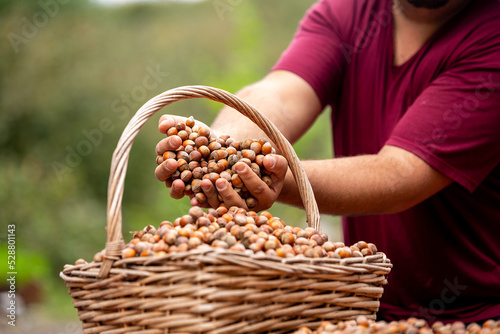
[211,70,323,144]
[159,70,453,214]
[155,70,320,208]
[212,70,452,214]
[279,145,453,215]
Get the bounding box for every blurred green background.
[0,0,339,329]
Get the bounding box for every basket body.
[62,249,391,334]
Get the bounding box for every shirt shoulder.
[303,0,392,43]
[431,0,500,71]
[272,0,393,106]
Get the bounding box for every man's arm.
[212,134,452,215]
[158,70,453,213]
[156,70,323,209]
[211,70,323,145]
[278,145,453,215]
[210,70,452,214]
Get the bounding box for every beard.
[405,0,450,9]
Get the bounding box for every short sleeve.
[386,49,500,192]
[272,0,347,107]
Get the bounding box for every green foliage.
[0,0,340,321]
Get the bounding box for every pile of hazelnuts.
[91,206,378,261]
[156,116,276,208]
[294,316,500,334]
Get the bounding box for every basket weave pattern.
[60,86,392,333]
[62,250,391,333]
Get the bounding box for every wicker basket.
[60,85,392,334]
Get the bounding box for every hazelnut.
[189,206,204,220]
[195,192,206,204]
[231,174,243,188]
[323,241,335,252]
[335,247,352,258]
[198,127,210,138]
[188,237,202,249]
[195,136,208,147]
[280,232,295,245]
[189,150,202,162]
[352,250,363,257]
[186,116,195,127]
[198,145,210,158]
[242,149,256,161]
[134,241,149,254]
[179,215,194,227]
[167,127,178,136]
[295,237,309,246]
[75,258,87,265]
[208,141,222,151]
[239,139,253,150]
[180,170,192,182]
[246,197,257,208]
[163,151,176,160]
[261,142,273,155]
[310,233,325,246]
[250,142,261,154]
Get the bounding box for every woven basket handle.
[99,85,320,278]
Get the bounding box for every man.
[155,0,500,323]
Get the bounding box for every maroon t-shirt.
[273,0,500,323]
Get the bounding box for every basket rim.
[63,247,392,279]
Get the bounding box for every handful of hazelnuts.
[155,116,277,208]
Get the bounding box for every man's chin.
[405,0,450,9]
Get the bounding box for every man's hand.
[190,154,288,212]
[155,114,288,211]
[155,115,216,200]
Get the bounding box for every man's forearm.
[279,146,452,215]
[210,70,323,145]
[208,72,451,215]
[211,83,284,142]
